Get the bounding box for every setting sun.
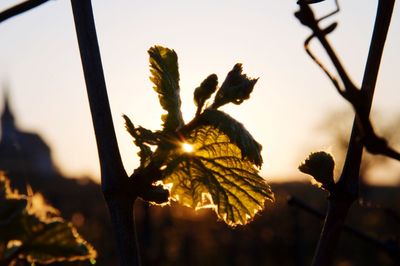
[182,142,194,153]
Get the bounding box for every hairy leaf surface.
[148,46,184,132]
[123,114,158,167]
[163,126,273,226]
[199,109,263,167]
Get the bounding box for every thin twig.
[0,0,50,24]
[304,32,346,100]
[299,2,400,162]
[316,0,340,23]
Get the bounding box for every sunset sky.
[1,0,399,185]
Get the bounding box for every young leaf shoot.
[124,46,274,226]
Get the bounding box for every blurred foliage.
[0,173,96,265]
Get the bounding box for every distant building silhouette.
[0,93,58,190]
[0,92,118,265]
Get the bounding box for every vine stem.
[312,1,395,265]
[70,0,141,265]
[0,0,50,24]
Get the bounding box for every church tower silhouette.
[0,92,58,190]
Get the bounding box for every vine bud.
[299,151,335,192]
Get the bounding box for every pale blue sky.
[1,0,399,184]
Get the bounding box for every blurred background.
[1,0,400,265]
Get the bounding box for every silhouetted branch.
[295,1,396,265]
[356,0,400,161]
[316,0,340,23]
[288,196,400,261]
[0,0,50,24]
[297,1,400,162]
[295,3,359,97]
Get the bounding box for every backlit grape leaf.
[149,45,184,132]
[0,174,96,264]
[0,198,26,234]
[20,221,97,264]
[0,173,27,241]
[22,191,96,264]
[0,175,26,220]
[0,172,22,199]
[162,125,274,226]
[198,109,263,167]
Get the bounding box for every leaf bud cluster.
[211,64,258,109]
[194,74,218,115]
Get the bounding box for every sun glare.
[182,143,194,153]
